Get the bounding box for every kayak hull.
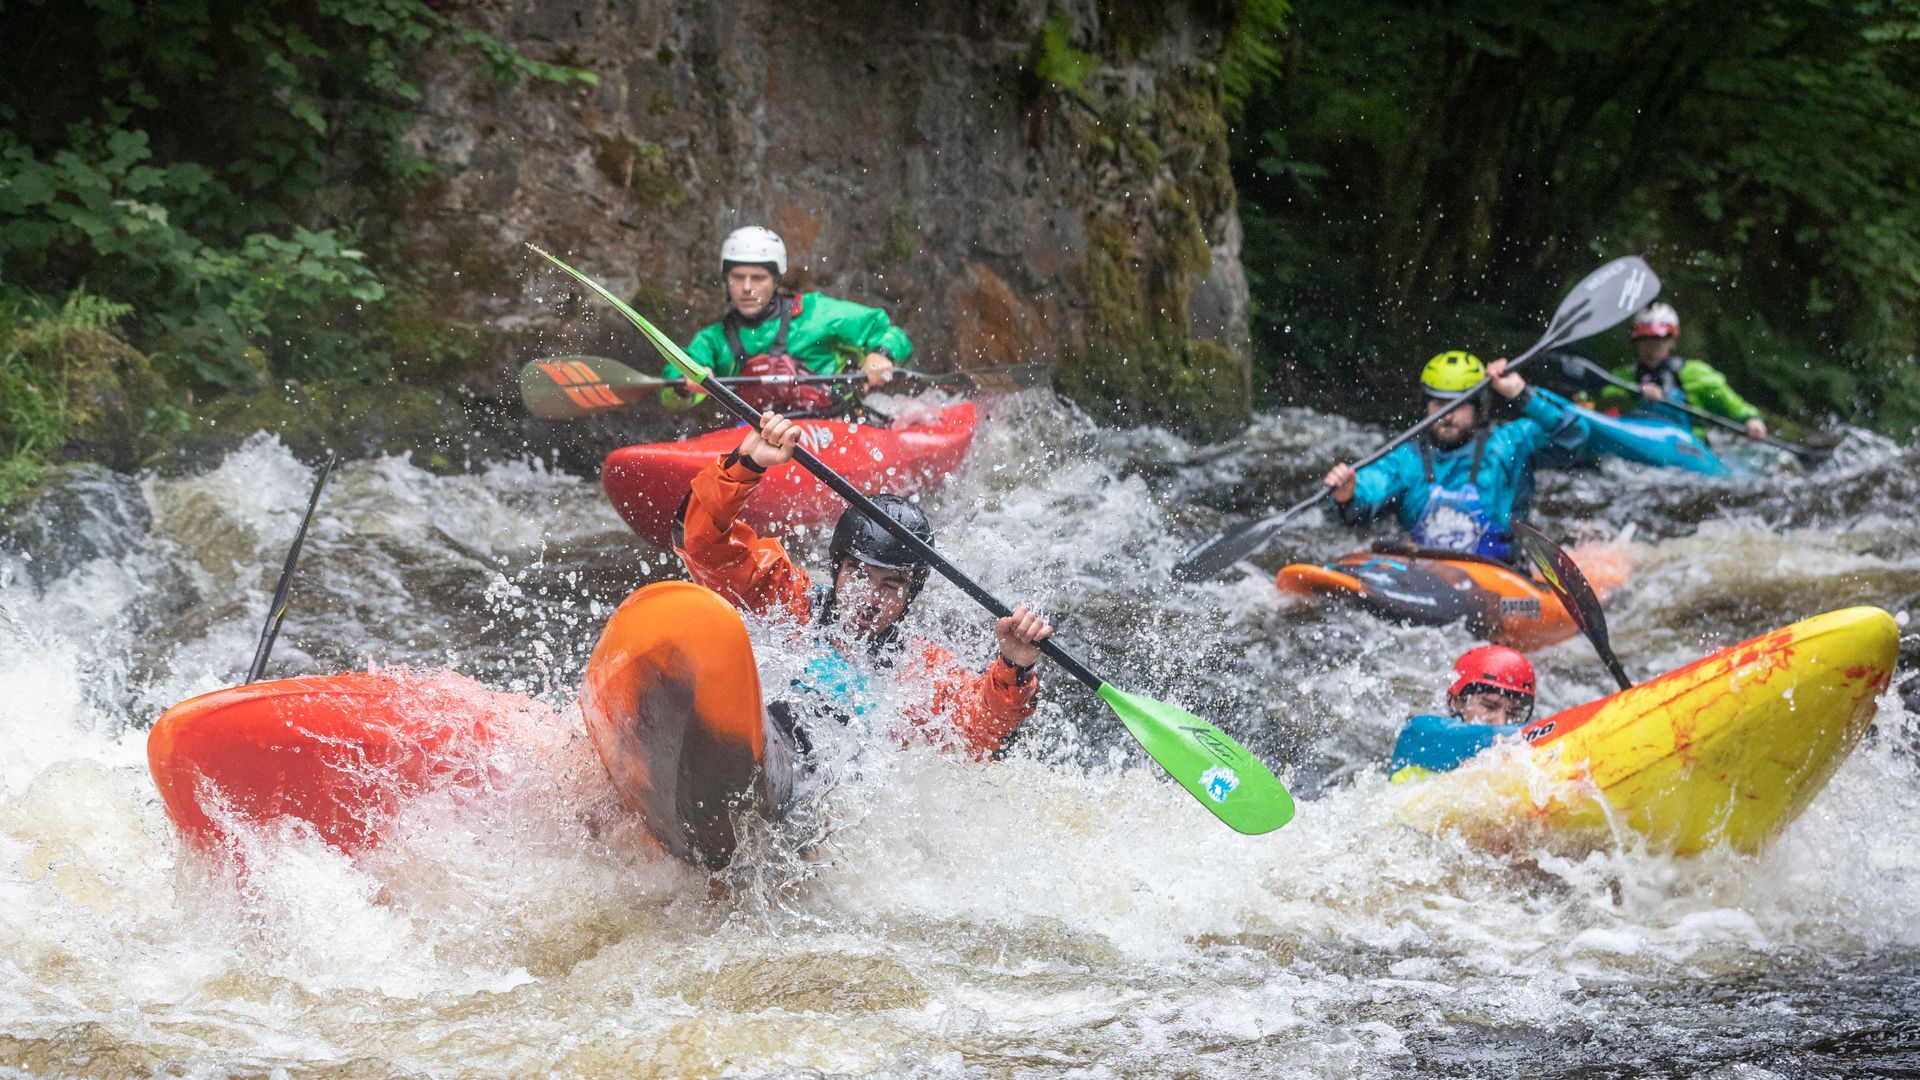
[1276,546,1628,651]
[602,401,976,546]
[146,670,522,854]
[1402,606,1897,854]
[580,580,791,869]
[1570,406,1731,476]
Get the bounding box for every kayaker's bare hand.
[1640,382,1667,403]
[1488,358,1525,399]
[681,377,703,395]
[996,605,1053,669]
[861,352,895,388]
[1745,417,1768,440]
[1324,463,1357,505]
[742,411,801,468]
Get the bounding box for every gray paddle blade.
[1538,256,1660,352]
[1171,515,1289,583]
[1512,521,1633,690]
[519,355,660,420]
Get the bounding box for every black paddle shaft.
[1574,358,1826,460]
[246,455,336,683]
[696,377,1106,693]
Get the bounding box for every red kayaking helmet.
[1447,645,1537,699]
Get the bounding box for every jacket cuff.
[720,449,767,479]
[997,655,1037,686]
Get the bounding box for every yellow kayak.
[1396,606,1899,854]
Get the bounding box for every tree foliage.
[1236,0,1920,433]
[0,0,592,395]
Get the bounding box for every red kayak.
[147,669,539,854]
[602,401,976,546]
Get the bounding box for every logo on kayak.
[796,425,835,451]
[1200,765,1240,803]
[1522,721,1554,743]
[1499,597,1542,619]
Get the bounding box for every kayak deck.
[1397,606,1897,854]
[1277,544,1629,651]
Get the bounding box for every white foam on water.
[0,403,1916,1075]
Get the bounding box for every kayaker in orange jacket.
[673,410,1053,757]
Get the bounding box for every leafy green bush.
[0,290,139,504]
[0,0,593,402]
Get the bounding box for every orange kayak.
[1276,544,1629,651]
[602,401,976,547]
[146,669,532,854]
[580,580,794,869]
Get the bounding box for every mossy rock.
[144,381,473,474]
[7,320,164,468]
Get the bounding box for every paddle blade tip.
[1096,684,1296,834]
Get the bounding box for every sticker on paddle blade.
[1200,766,1240,803]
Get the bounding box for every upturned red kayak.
[601,401,976,546]
[580,580,793,869]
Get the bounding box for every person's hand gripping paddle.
[530,245,1293,834]
[1172,256,1661,582]
[1511,522,1633,691]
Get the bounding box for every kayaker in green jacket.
[1599,302,1768,441]
[1321,351,1591,563]
[662,225,913,415]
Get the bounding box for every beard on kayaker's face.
[1450,688,1533,725]
[832,559,917,639]
[726,265,779,321]
[1634,333,1678,369]
[1426,398,1478,448]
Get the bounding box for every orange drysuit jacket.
[673,451,1037,756]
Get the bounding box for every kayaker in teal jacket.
[1390,645,1536,781]
[1322,351,1591,564]
[662,225,913,415]
[1596,302,1768,442]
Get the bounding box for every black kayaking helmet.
[828,495,933,598]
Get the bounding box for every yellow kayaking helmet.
[1420,350,1485,399]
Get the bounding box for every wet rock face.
[401,0,1254,441]
[1,464,151,588]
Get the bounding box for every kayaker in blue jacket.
[1390,645,1537,781]
[1322,351,1590,563]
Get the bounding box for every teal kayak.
[1567,406,1731,476]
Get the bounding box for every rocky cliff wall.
[402,0,1254,440]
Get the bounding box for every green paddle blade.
[530,245,716,381]
[1097,683,1295,834]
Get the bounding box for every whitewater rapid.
[2,392,1917,1076]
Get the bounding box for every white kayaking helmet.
[720,226,787,276]
[1629,302,1680,339]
